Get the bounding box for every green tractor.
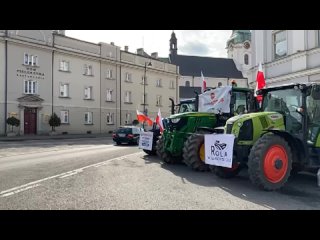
[156,86,257,171]
[142,97,197,156]
[208,83,320,191]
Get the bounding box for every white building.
[249,30,320,88]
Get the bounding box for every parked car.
[112,126,144,145]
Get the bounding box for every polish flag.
[255,63,266,103]
[136,110,153,126]
[201,71,206,93]
[155,108,164,132]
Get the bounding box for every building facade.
[0,30,178,136]
[226,30,252,80]
[249,30,320,88]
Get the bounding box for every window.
[170,80,175,89]
[273,31,287,59]
[156,95,162,106]
[106,89,113,102]
[60,110,69,124]
[125,91,132,103]
[24,80,38,94]
[156,79,162,87]
[84,112,93,124]
[125,73,132,82]
[106,69,113,79]
[84,64,93,75]
[185,81,190,87]
[106,112,114,125]
[84,87,92,99]
[125,113,131,124]
[59,83,69,97]
[142,93,147,105]
[244,54,249,65]
[24,53,38,66]
[60,60,70,71]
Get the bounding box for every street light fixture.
[143,61,152,129]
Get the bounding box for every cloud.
[66,30,232,58]
[180,42,211,56]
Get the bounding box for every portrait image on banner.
[198,86,232,114]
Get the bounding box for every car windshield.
[117,128,132,134]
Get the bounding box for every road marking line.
[0,152,142,197]
[1,184,41,197]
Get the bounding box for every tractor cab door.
[306,85,320,147]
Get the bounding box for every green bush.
[49,113,61,132]
[6,116,20,132]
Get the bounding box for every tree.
[132,119,139,126]
[6,116,20,132]
[49,113,61,132]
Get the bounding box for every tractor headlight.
[171,118,181,124]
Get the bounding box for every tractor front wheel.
[156,136,177,164]
[248,134,292,191]
[182,133,209,171]
[213,163,242,178]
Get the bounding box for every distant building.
[161,32,247,100]
[0,30,178,136]
[226,30,252,81]
[248,30,320,88]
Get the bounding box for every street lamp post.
[143,61,152,130]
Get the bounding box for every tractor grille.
[226,123,233,134]
[259,116,268,129]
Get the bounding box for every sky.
[67,30,232,58]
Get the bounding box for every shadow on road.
[141,153,320,209]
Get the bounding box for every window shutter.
[60,84,64,96]
[60,61,64,70]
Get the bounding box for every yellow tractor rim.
[199,144,205,162]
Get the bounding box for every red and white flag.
[255,63,266,103]
[136,110,153,126]
[155,108,164,132]
[201,71,206,93]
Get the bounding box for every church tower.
[226,30,251,79]
[169,31,178,57]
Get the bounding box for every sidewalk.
[0,133,113,142]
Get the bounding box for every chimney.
[110,42,114,46]
[124,46,129,52]
[137,48,144,56]
[151,52,158,59]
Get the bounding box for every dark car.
[112,126,143,145]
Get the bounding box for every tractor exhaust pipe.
[169,98,175,115]
[194,91,199,112]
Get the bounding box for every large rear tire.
[182,133,209,171]
[248,134,292,191]
[156,136,177,164]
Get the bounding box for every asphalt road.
[0,138,319,209]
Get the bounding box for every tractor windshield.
[231,91,248,115]
[178,102,196,113]
[262,88,303,134]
